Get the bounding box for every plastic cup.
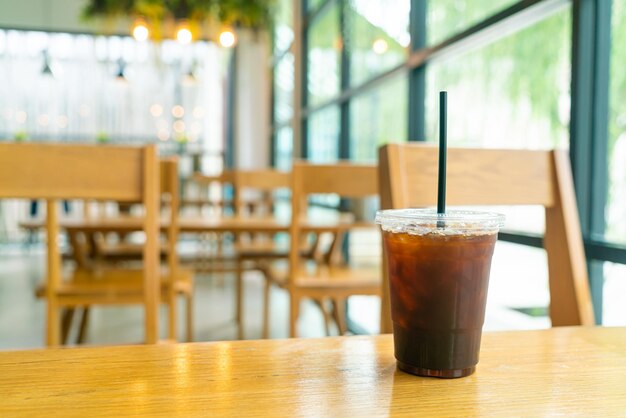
[376,208,505,378]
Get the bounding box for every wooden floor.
[0,246,360,350]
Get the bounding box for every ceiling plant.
[83,0,275,42]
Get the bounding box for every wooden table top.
[19,214,368,234]
[1,327,624,416]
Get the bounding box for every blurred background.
[0,0,624,348]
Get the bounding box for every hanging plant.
[83,0,275,33]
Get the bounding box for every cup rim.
[375,208,505,228]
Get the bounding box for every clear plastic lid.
[375,208,505,236]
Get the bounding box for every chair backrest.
[191,169,235,213]
[0,142,160,345]
[232,169,290,215]
[219,169,235,185]
[378,143,594,332]
[288,161,378,285]
[191,170,234,186]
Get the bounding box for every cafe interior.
[0,0,625,415]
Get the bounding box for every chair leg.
[236,258,244,340]
[289,294,300,338]
[77,307,90,344]
[61,308,75,345]
[332,298,347,335]
[168,291,177,341]
[215,235,225,287]
[317,299,333,336]
[185,292,193,343]
[46,301,61,347]
[262,279,271,339]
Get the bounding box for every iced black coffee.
[376,209,504,378]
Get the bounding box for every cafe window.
[307,0,326,13]
[271,0,295,168]
[425,8,571,149]
[274,126,294,170]
[603,262,626,325]
[607,0,626,246]
[274,52,294,124]
[307,104,341,207]
[307,105,340,162]
[344,0,410,87]
[274,0,294,55]
[350,75,408,162]
[427,0,518,46]
[0,30,223,147]
[307,3,341,107]
[271,0,626,328]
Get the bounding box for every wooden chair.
[0,143,161,346]
[232,169,290,216]
[158,157,194,342]
[231,169,291,338]
[88,159,183,265]
[47,158,194,344]
[191,168,278,215]
[190,170,236,213]
[263,162,381,338]
[378,143,595,333]
[99,167,236,273]
[35,157,194,344]
[181,170,238,274]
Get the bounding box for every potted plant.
[175,134,188,154]
[96,132,111,144]
[13,131,28,142]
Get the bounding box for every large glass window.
[350,75,407,162]
[273,0,626,330]
[307,105,340,162]
[425,9,571,149]
[427,0,518,46]
[344,0,410,86]
[307,0,325,13]
[307,105,340,208]
[274,126,293,170]
[272,0,295,175]
[274,52,294,123]
[603,262,626,325]
[307,3,341,107]
[274,0,294,55]
[607,0,626,245]
[486,242,550,329]
[0,30,224,146]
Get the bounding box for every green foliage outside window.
[427,0,518,45]
[426,9,571,147]
[607,0,626,243]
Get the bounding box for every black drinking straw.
[437,91,447,228]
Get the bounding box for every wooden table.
[19,214,363,261]
[19,214,364,234]
[19,213,371,274]
[1,327,624,416]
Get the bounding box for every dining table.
[19,213,374,275]
[18,213,369,235]
[0,326,624,416]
